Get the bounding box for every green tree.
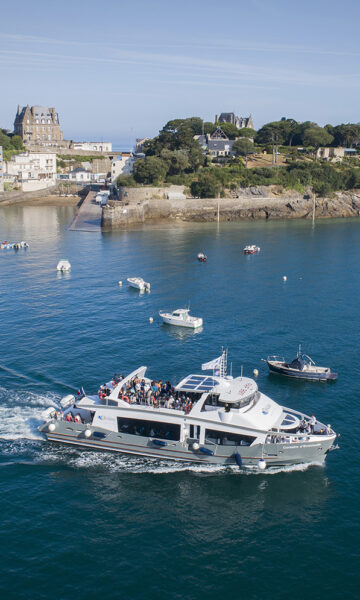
[160,149,190,175]
[236,127,256,140]
[303,127,334,157]
[133,156,168,184]
[190,172,221,198]
[213,122,239,139]
[232,138,254,167]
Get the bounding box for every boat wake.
[0,387,59,442]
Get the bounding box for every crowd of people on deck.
[98,374,197,414]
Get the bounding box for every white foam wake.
[0,389,58,441]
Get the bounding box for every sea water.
[0,206,358,599]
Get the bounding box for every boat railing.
[265,355,284,363]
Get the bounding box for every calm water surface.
[0,206,358,599]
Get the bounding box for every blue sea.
[0,206,358,599]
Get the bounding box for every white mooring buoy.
[118,281,122,286]
[283,275,287,282]
[253,368,259,377]
[149,317,154,323]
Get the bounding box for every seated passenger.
[74,414,82,423]
[65,413,73,422]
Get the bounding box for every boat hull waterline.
[40,421,334,468]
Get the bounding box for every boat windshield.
[201,392,258,411]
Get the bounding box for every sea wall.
[102,186,360,229]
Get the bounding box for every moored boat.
[127,277,151,292]
[264,346,338,381]
[197,252,207,262]
[38,351,338,470]
[57,260,71,272]
[159,308,203,329]
[244,245,260,254]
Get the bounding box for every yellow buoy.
[283,276,287,282]
[253,369,259,377]
[118,281,122,286]
[149,317,154,323]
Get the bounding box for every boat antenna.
[298,343,302,357]
[230,362,232,376]
[241,365,243,378]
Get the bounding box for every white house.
[111,153,136,182]
[69,167,92,182]
[0,146,3,192]
[71,141,112,152]
[5,151,57,191]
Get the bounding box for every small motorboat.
[127,277,151,292]
[244,245,260,254]
[1,240,28,250]
[159,308,203,329]
[264,346,338,381]
[197,252,207,262]
[57,260,71,272]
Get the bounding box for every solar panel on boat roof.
[180,375,218,391]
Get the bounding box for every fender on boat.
[235,452,242,468]
[151,439,167,447]
[199,446,214,456]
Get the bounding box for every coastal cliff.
[102,185,360,228]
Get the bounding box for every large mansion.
[14,105,63,146]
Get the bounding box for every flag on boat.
[201,355,223,371]
[77,387,85,397]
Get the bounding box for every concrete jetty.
[69,191,102,232]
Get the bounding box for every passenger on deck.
[65,413,73,422]
[74,414,82,423]
[309,414,316,433]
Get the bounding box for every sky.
[1,0,360,147]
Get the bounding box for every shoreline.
[1,187,360,227]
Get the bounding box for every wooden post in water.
[312,194,316,225]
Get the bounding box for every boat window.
[117,417,180,441]
[205,428,255,446]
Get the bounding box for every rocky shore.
[102,185,360,229]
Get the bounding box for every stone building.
[215,112,254,130]
[14,105,63,146]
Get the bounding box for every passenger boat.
[127,277,151,292]
[243,245,260,254]
[57,260,71,272]
[197,252,207,262]
[159,308,203,329]
[264,346,338,381]
[38,351,337,470]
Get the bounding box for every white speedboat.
[159,308,203,329]
[38,351,338,470]
[57,260,71,272]
[244,245,260,254]
[127,277,151,292]
[197,252,207,262]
